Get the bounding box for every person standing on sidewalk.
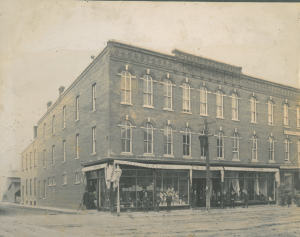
[142,192,150,213]
[230,191,235,209]
[211,190,216,207]
[287,192,292,207]
[166,192,172,212]
[221,191,227,209]
[154,192,161,212]
[243,190,249,208]
[192,190,197,210]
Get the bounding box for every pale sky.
[0,1,299,193]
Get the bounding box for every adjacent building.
[20,40,300,211]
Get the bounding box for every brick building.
[20,40,300,211]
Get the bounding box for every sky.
[0,1,299,195]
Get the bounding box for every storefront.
[81,161,280,211]
[279,167,300,202]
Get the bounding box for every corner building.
[20,40,300,211]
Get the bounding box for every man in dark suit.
[142,192,150,213]
[221,191,227,209]
[243,190,249,208]
[166,192,172,212]
[230,191,235,209]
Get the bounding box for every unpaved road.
[0,204,299,236]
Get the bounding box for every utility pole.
[199,118,215,213]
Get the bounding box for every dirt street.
[0,204,299,237]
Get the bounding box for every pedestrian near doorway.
[221,191,227,209]
[243,190,249,208]
[287,192,292,207]
[193,190,197,210]
[230,191,235,209]
[166,192,172,212]
[154,192,161,212]
[211,190,216,207]
[142,192,150,213]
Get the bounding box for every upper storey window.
[284,137,290,162]
[164,125,173,156]
[62,106,66,129]
[200,87,208,116]
[231,93,238,120]
[250,96,258,123]
[144,123,153,155]
[143,75,153,107]
[121,71,131,104]
[182,83,191,113]
[164,79,172,110]
[52,115,55,135]
[121,121,132,153]
[232,132,239,160]
[297,106,300,129]
[267,100,274,125]
[76,96,79,121]
[183,127,191,157]
[216,90,224,118]
[251,135,258,160]
[283,101,289,127]
[92,84,96,111]
[217,131,225,159]
[269,136,275,161]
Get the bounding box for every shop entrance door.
[193,178,206,207]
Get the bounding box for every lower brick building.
[20,40,300,211]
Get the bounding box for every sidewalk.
[1,202,298,217]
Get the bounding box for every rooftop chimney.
[47,101,52,110]
[33,126,38,139]
[58,86,65,96]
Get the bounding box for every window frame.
[164,125,173,156]
[121,121,132,153]
[30,152,32,169]
[43,149,46,168]
[217,131,225,159]
[34,149,36,167]
[183,127,191,157]
[76,134,79,159]
[92,83,96,111]
[121,71,132,104]
[283,103,289,126]
[250,97,257,123]
[144,123,153,155]
[231,93,239,120]
[75,172,80,184]
[43,123,46,140]
[164,79,172,110]
[76,96,79,121]
[34,178,36,196]
[216,90,224,118]
[92,127,96,154]
[143,75,153,107]
[284,138,290,161]
[62,106,66,129]
[297,106,300,129]
[38,181,41,199]
[43,180,46,199]
[52,115,55,135]
[63,140,66,163]
[63,174,67,185]
[232,133,239,160]
[268,100,274,125]
[298,140,300,163]
[269,136,275,161]
[251,135,258,160]
[182,83,191,112]
[200,87,208,116]
[52,145,55,166]
[30,179,32,196]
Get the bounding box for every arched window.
[183,128,191,156]
[217,132,224,159]
[143,75,153,107]
[284,138,290,161]
[121,71,131,104]
[200,87,208,115]
[164,125,173,156]
[283,103,289,126]
[231,93,238,120]
[144,123,153,154]
[121,121,132,153]
[182,83,190,112]
[164,79,172,109]
[268,100,274,125]
[251,135,258,160]
[216,90,224,118]
[232,133,239,160]
[269,136,275,161]
[250,97,257,123]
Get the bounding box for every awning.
[224,167,279,172]
[192,166,223,171]
[114,160,192,170]
[81,163,107,172]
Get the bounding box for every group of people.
[82,190,97,210]
[191,189,250,209]
[141,191,173,213]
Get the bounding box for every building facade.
[20,40,300,210]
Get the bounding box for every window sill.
[91,152,97,155]
[183,155,192,159]
[91,110,96,113]
[284,161,291,163]
[164,155,174,158]
[251,159,258,162]
[200,114,209,117]
[120,102,133,106]
[216,117,225,120]
[75,157,79,160]
[284,126,290,129]
[143,105,154,109]
[75,119,80,122]
[232,159,240,162]
[251,122,258,124]
[52,133,55,136]
[232,119,240,122]
[269,160,275,163]
[52,184,56,187]
[43,198,46,200]
[62,127,66,130]
[143,153,154,157]
[200,157,206,160]
[268,124,275,126]
[121,152,133,156]
[52,165,55,167]
[182,111,192,115]
[217,157,224,160]
[62,161,66,164]
[62,184,67,186]
[163,108,174,112]
[75,182,81,185]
